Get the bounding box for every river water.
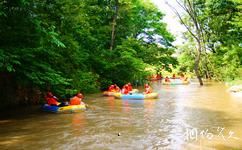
[0,81,242,150]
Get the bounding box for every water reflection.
[144,100,155,114]
[71,113,86,131]
[107,96,115,111]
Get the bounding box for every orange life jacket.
[70,96,82,105]
[128,85,132,91]
[115,86,120,92]
[144,87,152,94]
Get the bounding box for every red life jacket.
[46,97,58,105]
[165,77,170,82]
[128,85,132,91]
[108,85,115,92]
[121,88,129,94]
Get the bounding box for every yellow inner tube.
[58,104,86,113]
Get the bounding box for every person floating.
[45,92,68,107]
[45,92,59,106]
[180,73,185,80]
[127,82,133,92]
[108,84,120,92]
[69,92,85,105]
[114,84,121,92]
[144,83,152,94]
[156,73,162,80]
[164,76,170,82]
[121,85,130,94]
[172,73,176,79]
[108,84,115,92]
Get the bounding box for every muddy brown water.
[0,81,241,150]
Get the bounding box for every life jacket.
[172,74,176,79]
[156,74,161,80]
[70,96,82,105]
[121,88,129,94]
[108,85,115,92]
[128,85,132,91]
[144,87,152,94]
[46,97,58,105]
[114,86,120,92]
[165,77,170,82]
[116,87,121,92]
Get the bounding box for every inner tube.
[42,104,86,113]
[114,92,158,100]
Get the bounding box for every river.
[0,81,242,150]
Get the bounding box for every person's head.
[47,92,53,97]
[145,84,149,88]
[76,93,83,98]
[128,82,131,86]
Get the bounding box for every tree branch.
[166,1,199,42]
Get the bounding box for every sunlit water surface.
[0,81,242,150]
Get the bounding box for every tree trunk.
[0,73,16,108]
[167,0,205,86]
[204,63,211,80]
[110,0,119,50]
[194,42,203,85]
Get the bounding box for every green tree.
[175,0,241,82]
[0,0,175,107]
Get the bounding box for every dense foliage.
[0,0,175,105]
[177,0,242,81]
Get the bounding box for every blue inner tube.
[42,105,59,113]
[121,93,145,100]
